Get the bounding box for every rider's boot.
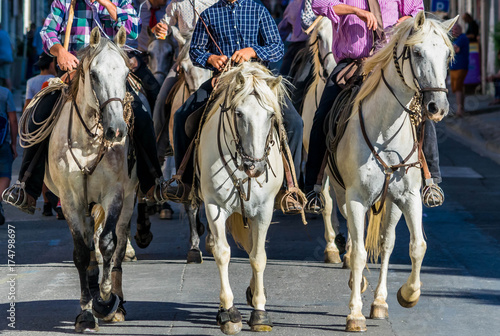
[421,119,444,207]
[2,184,37,215]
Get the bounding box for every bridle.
[359,34,448,215]
[216,95,278,226]
[68,63,133,216]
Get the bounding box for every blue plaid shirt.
[190,0,284,69]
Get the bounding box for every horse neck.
[361,65,416,145]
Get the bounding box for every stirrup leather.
[421,178,444,208]
[305,184,325,214]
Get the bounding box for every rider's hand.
[231,48,257,64]
[354,9,378,31]
[57,48,79,71]
[152,22,168,37]
[396,16,412,25]
[207,54,228,71]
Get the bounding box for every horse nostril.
[427,102,438,114]
[243,162,255,171]
[105,127,115,140]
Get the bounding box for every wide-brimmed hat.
[34,52,54,67]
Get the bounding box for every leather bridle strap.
[99,97,123,111]
[359,102,421,215]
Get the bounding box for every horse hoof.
[369,303,389,319]
[397,287,420,308]
[220,321,243,335]
[134,231,153,249]
[92,293,120,319]
[346,315,367,332]
[348,275,369,293]
[217,306,242,335]
[103,302,127,322]
[187,249,203,263]
[342,255,350,269]
[160,208,173,220]
[324,250,342,264]
[248,310,273,332]
[246,286,254,307]
[75,309,98,333]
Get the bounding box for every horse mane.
[308,17,329,89]
[177,32,193,62]
[69,38,130,99]
[205,62,288,123]
[353,15,455,113]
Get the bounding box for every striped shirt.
[40,0,140,55]
[160,0,219,37]
[190,0,284,69]
[311,0,423,62]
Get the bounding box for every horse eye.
[235,111,243,118]
[414,49,423,57]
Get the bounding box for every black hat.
[34,52,54,68]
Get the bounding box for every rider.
[303,0,444,212]
[167,0,305,213]
[150,0,218,160]
[2,0,170,213]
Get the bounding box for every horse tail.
[365,202,386,263]
[226,213,252,253]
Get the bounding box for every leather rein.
[67,77,132,216]
[359,41,448,215]
[216,96,278,227]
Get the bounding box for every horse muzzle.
[424,97,449,122]
[243,160,266,178]
[104,123,127,142]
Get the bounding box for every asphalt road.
[1,122,499,336]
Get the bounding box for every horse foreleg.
[185,203,204,263]
[370,201,402,319]
[64,203,98,332]
[92,195,123,320]
[248,209,273,332]
[205,203,241,335]
[345,197,368,332]
[106,193,135,322]
[398,197,426,308]
[322,175,341,264]
[134,193,153,248]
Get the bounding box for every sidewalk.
[444,92,500,164]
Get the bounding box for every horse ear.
[114,26,127,48]
[236,71,245,87]
[171,26,186,47]
[442,15,459,32]
[268,76,282,91]
[413,11,426,31]
[90,27,101,48]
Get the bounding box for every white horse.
[299,17,343,264]
[196,62,285,334]
[326,12,457,332]
[146,29,175,84]
[153,27,212,263]
[44,27,138,332]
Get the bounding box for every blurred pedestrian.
[450,23,469,117]
[487,49,500,105]
[0,86,18,225]
[463,13,479,42]
[0,25,14,90]
[26,23,39,79]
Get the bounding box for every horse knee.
[249,255,267,273]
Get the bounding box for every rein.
[359,39,447,215]
[67,82,133,216]
[216,97,277,227]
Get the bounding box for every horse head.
[172,27,212,94]
[81,27,130,142]
[214,63,286,178]
[399,11,458,122]
[147,27,174,84]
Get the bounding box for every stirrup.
[279,187,305,215]
[145,177,168,205]
[2,181,36,214]
[164,176,191,204]
[305,185,325,214]
[422,178,444,208]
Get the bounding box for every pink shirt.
[311,0,423,62]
